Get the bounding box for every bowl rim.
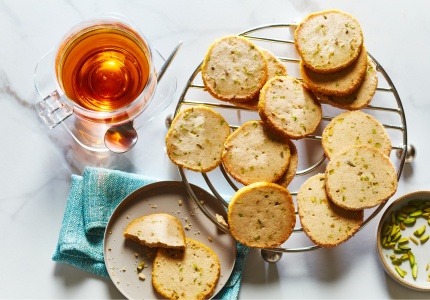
[376,190,430,291]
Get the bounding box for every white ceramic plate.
[377,190,430,291]
[104,181,236,299]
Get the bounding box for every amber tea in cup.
[34,14,177,152]
[54,16,156,123]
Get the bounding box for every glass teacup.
[34,13,176,152]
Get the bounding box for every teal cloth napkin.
[52,167,249,299]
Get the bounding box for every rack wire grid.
[168,23,407,260]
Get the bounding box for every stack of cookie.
[295,9,378,110]
[198,34,322,186]
[201,35,289,111]
[297,142,397,248]
[167,33,306,190]
[293,10,398,248]
[165,9,398,250]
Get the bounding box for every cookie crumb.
[216,214,229,228]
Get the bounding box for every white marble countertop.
[1,0,429,298]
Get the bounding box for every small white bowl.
[377,191,430,291]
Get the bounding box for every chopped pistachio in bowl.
[377,190,430,291]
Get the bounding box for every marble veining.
[1,0,430,299]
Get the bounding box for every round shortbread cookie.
[222,120,291,185]
[325,145,398,210]
[224,48,288,111]
[123,213,186,249]
[165,106,230,172]
[316,57,378,110]
[322,110,391,159]
[260,47,288,78]
[276,139,298,187]
[297,173,364,247]
[258,76,322,139]
[294,9,364,73]
[228,182,296,248]
[201,35,268,102]
[300,45,368,97]
[152,238,220,300]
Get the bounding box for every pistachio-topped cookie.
[258,76,322,139]
[222,120,291,185]
[224,47,288,111]
[295,9,364,73]
[123,213,186,249]
[228,182,296,248]
[276,139,299,187]
[325,145,398,210]
[165,106,230,172]
[152,238,220,300]
[316,57,378,110]
[297,174,363,247]
[201,35,268,102]
[300,45,368,97]
[322,110,391,159]
[260,47,288,78]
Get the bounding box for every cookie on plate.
[258,76,322,139]
[297,173,364,247]
[222,120,291,185]
[165,106,230,172]
[322,110,391,159]
[228,182,296,248]
[201,35,268,102]
[325,145,398,210]
[300,45,368,97]
[294,9,364,73]
[276,139,298,187]
[123,213,186,249]
[152,238,220,300]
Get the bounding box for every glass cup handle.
[35,90,73,128]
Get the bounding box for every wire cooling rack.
[168,24,407,262]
